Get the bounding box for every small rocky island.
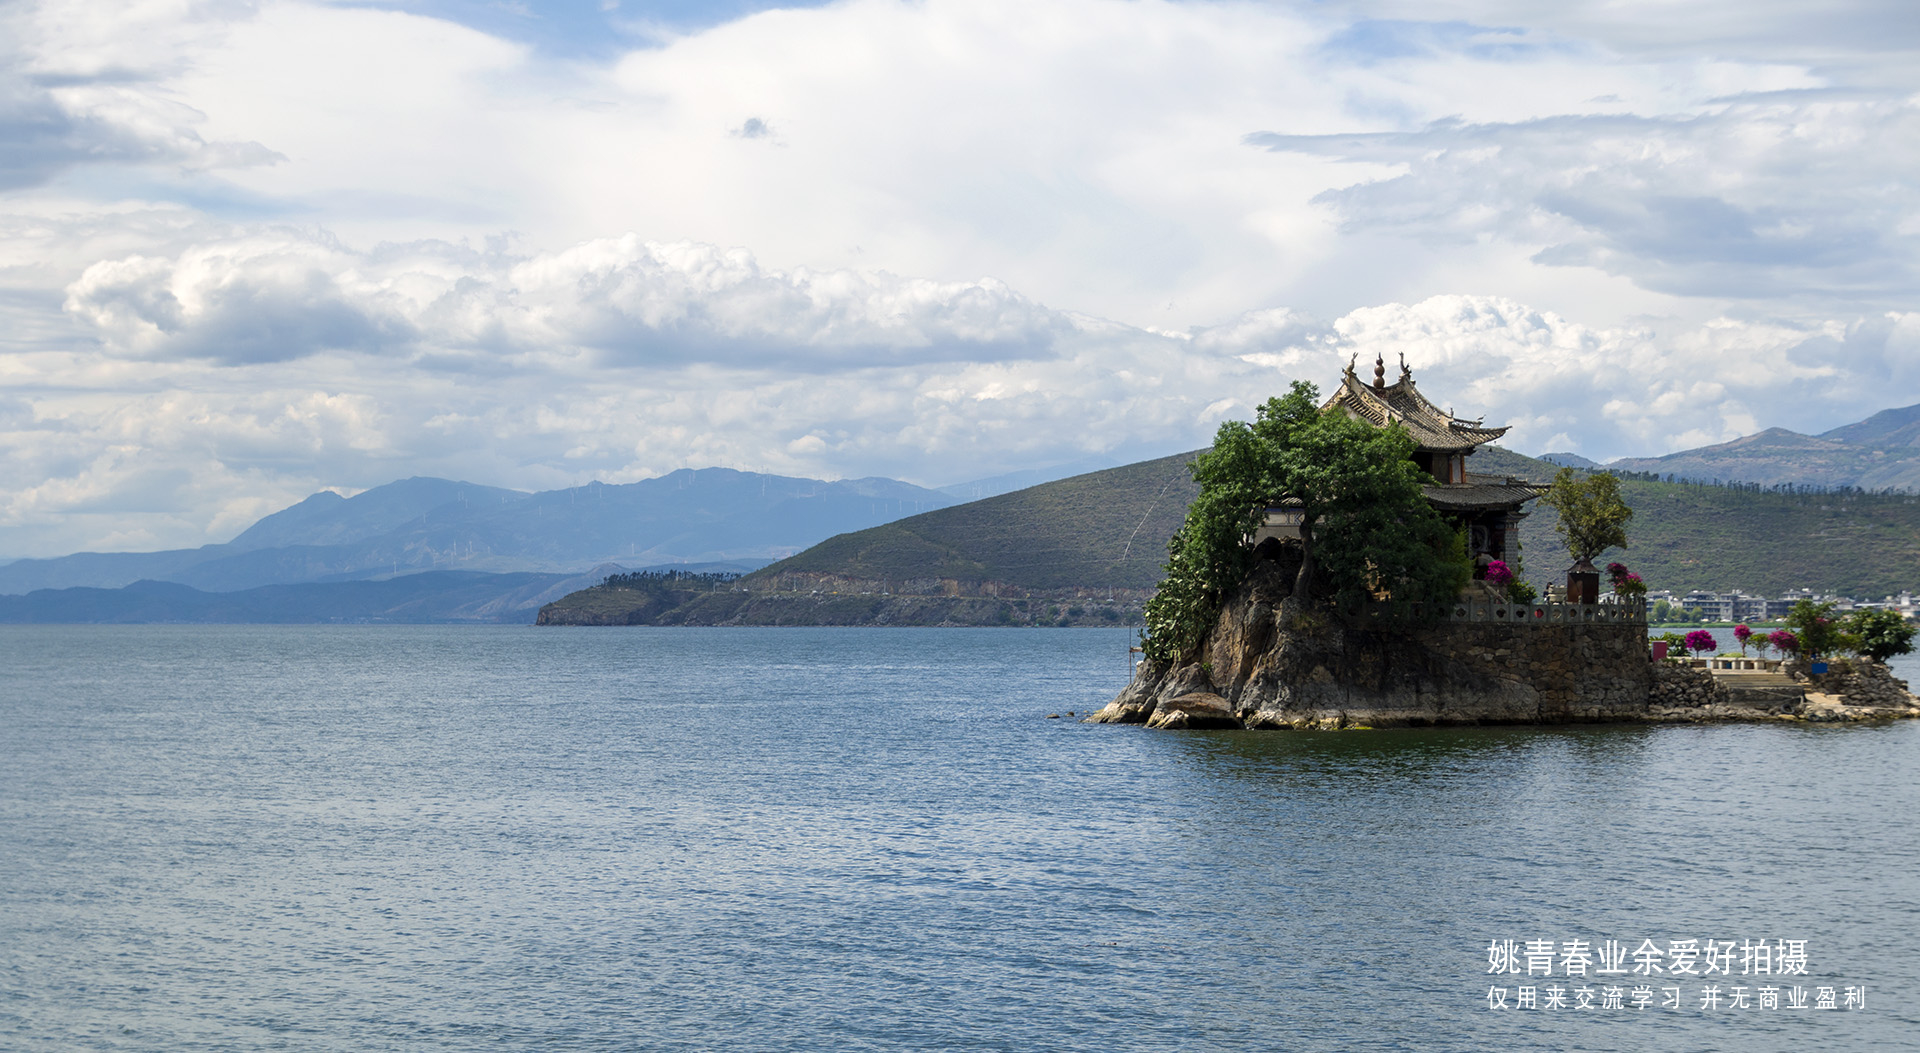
[1095,359,1920,730]
[1091,559,1920,729]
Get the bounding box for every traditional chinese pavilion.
[1256,354,1544,571]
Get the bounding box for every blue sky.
[3,0,1919,555]
[338,0,837,56]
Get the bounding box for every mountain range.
[540,439,1920,627]
[1604,403,1920,489]
[0,469,953,595]
[10,399,1920,623]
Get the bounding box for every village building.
[1255,354,1545,573]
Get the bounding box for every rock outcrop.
[1094,562,1920,730]
[1794,658,1920,721]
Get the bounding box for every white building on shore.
[1643,588,1915,622]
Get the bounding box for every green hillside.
[540,444,1920,626]
[747,450,1201,591]
[1522,479,1920,598]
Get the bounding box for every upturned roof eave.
[1324,368,1511,452]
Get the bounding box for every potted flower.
[1606,562,1647,612]
[1542,470,1631,605]
[1784,600,1844,675]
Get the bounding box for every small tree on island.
[1784,600,1850,661]
[1683,629,1718,657]
[1844,608,1917,664]
[1141,381,1471,663]
[1768,629,1799,658]
[1733,624,1753,655]
[1540,468,1633,565]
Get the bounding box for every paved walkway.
[1707,667,1803,706]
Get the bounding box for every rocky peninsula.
[1092,561,1920,730]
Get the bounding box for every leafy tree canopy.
[1784,599,1851,660]
[1541,468,1633,564]
[1844,608,1916,663]
[1141,381,1469,662]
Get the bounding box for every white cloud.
[1252,94,1920,304]
[62,231,1073,366]
[12,223,1913,557]
[2,0,1919,556]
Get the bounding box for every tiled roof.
[1422,473,1547,512]
[1323,361,1510,452]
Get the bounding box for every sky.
[3,0,1919,556]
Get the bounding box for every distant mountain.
[761,450,1202,591]
[0,568,599,624]
[227,478,524,551]
[540,451,1202,626]
[0,560,778,624]
[0,470,950,595]
[1602,402,1920,491]
[1537,452,1599,469]
[1819,402,1920,446]
[935,455,1125,501]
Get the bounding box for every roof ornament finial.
[1372,353,1386,391]
[1347,352,1357,376]
[1398,352,1410,380]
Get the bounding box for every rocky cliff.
[1093,561,1920,729]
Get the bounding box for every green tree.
[1540,468,1633,563]
[1141,381,1469,662]
[1652,599,1673,623]
[1784,600,1853,660]
[1844,608,1917,663]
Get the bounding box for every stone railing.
[1343,599,1647,626]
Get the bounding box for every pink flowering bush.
[1606,562,1646,599]
[1683,629,1718,655]
[1769,629,1799,654]
[1484,560,1514,587]
[1733,624,1752,654]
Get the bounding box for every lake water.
[4,626,1917,1052]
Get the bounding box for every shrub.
[1605,562,1647,600]
[1845,608,1917,663]
[1784,600,1852,660]
[1683,629,1718,656]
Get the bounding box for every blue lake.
[3,625,1917,1051]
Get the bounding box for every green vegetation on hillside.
[1518,477,1920,597]
[1539,469,1632,562]
[538,441,1920,627]
[536,570,741,625]
[748,451,1200,590]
